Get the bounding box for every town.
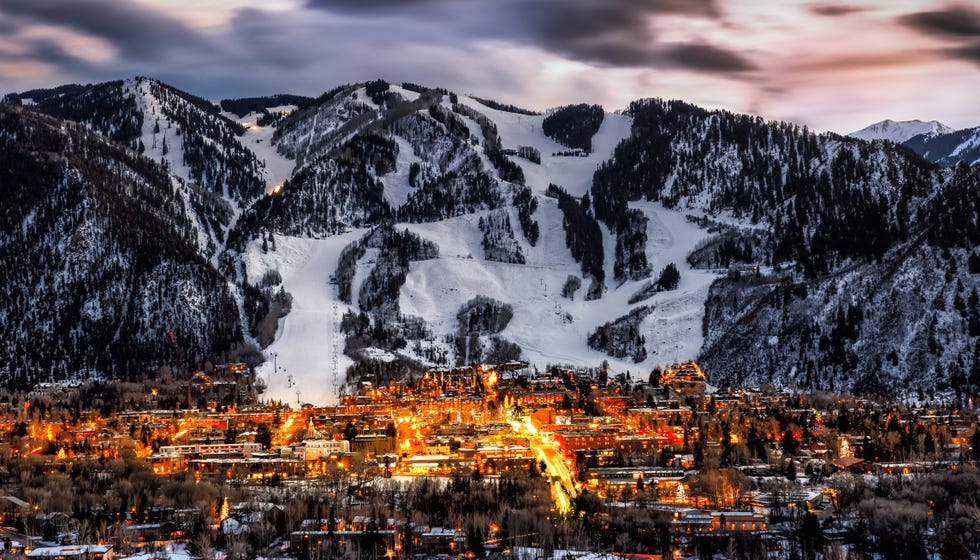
[0,360,978,560]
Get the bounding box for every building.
[27,545,113,560]
[302,439,350,461]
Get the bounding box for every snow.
[631,201,719,365]
[251,92,721,405]
[847,119,953,143]
[455,96,632,197]
[389,84,421,102]
[381,134,423,207]
[129,78,195,186]
[118,544,192,560]
[229,110,298,194]
[398,201,718,375]
[949,129,980,160]
[244,231,365,406]
[127,78,212,254]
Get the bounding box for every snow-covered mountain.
[848,119,953,143]
[3,78,979,403]
[0,104,242,388]
[904,125,980,167]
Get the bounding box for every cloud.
[0,0,210,58]
[306,0,725,71]
[950,41,980,64]
[809,5,866,17]
[901,5,980,38]
[306,0,441,14]
[662,43,755,73]
[23,37,99,71]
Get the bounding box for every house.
[27,545,113,560]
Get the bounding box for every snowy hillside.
[0,105,241,387]
[453,96,632,197]
[848,119,952,143]
[399,201,717,374]
[904,125,980,167]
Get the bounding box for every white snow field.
[400,200,717,375]
[244,231,364,406]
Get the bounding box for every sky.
[0,0,978,133]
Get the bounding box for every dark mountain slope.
[0,105,242,387]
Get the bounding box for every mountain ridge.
[2,77,978,402]
[848,118,953,143]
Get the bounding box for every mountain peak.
[848,119,953,143]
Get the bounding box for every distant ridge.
[847,119,953,143]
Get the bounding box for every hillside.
[904,126,980,167]
[0,105,243,387]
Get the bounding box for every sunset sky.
[0,0,977,133]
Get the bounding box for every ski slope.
[400,201,717,374]
[244,231,364,406]
[233,108,298,194]
[454,96,632,197]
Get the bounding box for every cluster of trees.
[398,169,500,222]
[454,296,518,365]
[230,132,394,244]
[452,102,525,185]
[512,185,540,246]
[5,81,144,149]
[561,275,582,299]
[336,239,367,304]
[426,103,470,143]
[627,263,681,304]
[471,96,539,115]
[587,306,652,362]
[390,112,503,222]
[612,208,650,281]
[242,268,292,347]
[219,94,315,118]
[516,145,541,164]
[364,79,390,105]
[688,230,762,269]
[926,163,980,249]
[456,296,514,335]
[542,103,604,152]
[357,226,439,318]
[479,210,526,264]
[549,184,605,295]
[143,79,266,203]
[400,82,449,95]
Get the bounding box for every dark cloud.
[515,0,662,67]
[901,5,980,38]
[0,0,209,58]
[809,5,866,17]
[306,0,442,14]
[662,43,755,73]
[24,37,98,70]
[307,0,722,70]
[950,41,980,64]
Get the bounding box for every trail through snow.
[245,231,364,405]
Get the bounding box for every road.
[528,431,578,516]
